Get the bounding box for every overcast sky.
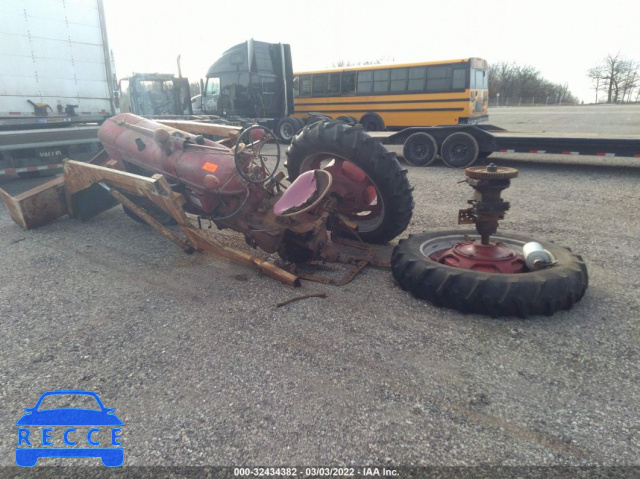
[103,0,640,103]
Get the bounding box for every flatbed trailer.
[0,126,102,177]
[369,125,640,167]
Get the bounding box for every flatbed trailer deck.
[0,126,102,176]
[369,125,640,167]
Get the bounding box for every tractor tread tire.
[286,121,414,244]
[391,230,588,318]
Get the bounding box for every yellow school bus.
[293,58,489,130]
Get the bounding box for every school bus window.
[452,68,466,90]
[327,73,340,95]
[408,67,426,91]
[374,69,390,93]
[300,75,312,97]
[312,74,328,96]
[390,68,408,92]
[426,65,452,92]
[342,72,356,95]
[357,71,373,93]
[476,69,488,89]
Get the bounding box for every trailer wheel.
[359,113,385,131]
[276,117,299,142]
[402,132,438,166]
[440,132,479,168]
[391,230,588,318]
[286,121,414,244]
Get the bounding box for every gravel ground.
[0,105,638,475]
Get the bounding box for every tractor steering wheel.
[233,125,281,184]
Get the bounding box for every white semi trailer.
[0,0,116,177]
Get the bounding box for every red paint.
[430,240,526,274]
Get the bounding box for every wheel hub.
[432,163,527,273]
[430,240,526,273]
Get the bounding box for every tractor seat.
[274,170,333,217]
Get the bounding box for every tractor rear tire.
[391,230,588,318]
[286,121,414,244]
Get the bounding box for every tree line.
[489,61,577,105]
[588,53,639,103]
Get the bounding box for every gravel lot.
[0,105,638,474]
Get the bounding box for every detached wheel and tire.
[402,132,438,166]
[440,132,479,168]
[391,230,588,318]
[286,121,414,244]
[275,117,300,143]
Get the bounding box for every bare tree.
[587,65,604,103]
[620,60,639,102]
[589,53,640,103]
[489,61,577,105]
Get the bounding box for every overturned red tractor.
[95,113,413,273]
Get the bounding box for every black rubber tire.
[306,115,331,126]
[291,117,305,131]
[359,113,385,131]
[402,132,438,166]
[276,117,299,143]
[286,121,414,244]
[122,196,177,226]
[336,115,358,125]
[440,132,479,168]
[391,230,588,318]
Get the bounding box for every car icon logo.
[15,390,123,467]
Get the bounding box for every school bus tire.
[402,132,439,166]
[359,113,385,131]
[440,132,480,168]
[336,115,358,125]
